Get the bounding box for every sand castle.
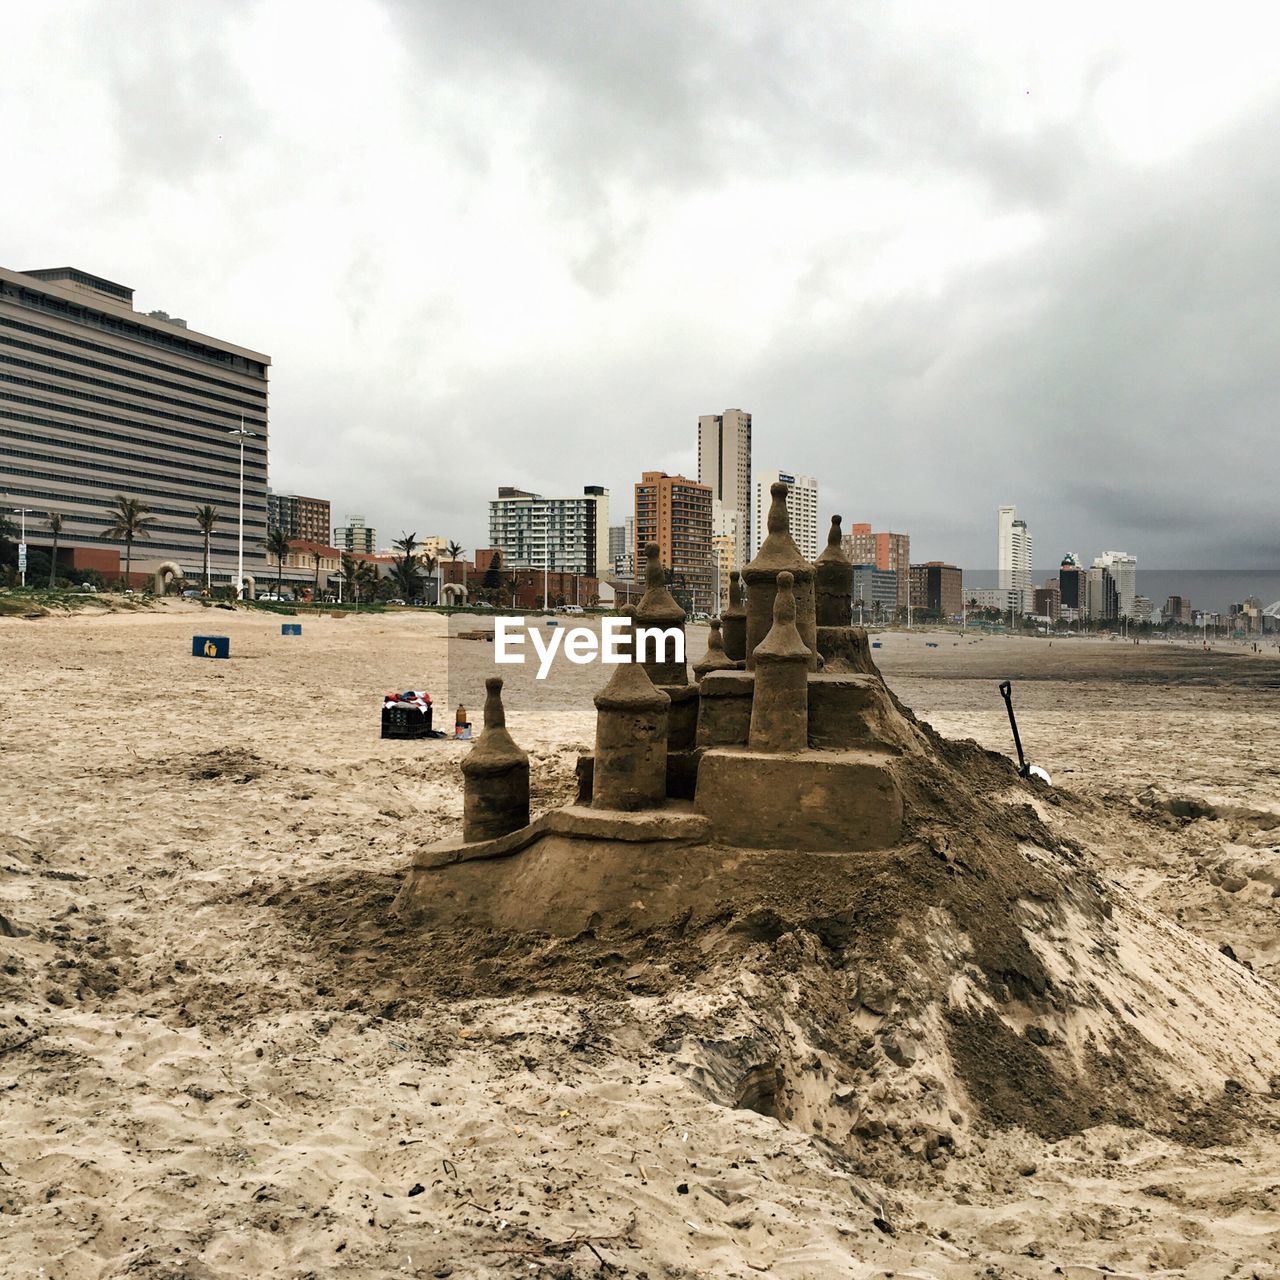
[399,480,923,924]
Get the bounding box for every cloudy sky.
[4,1,1278,568]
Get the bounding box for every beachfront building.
[908,562,963,619]
[1033,583,1061,621]
[1086,564,1118,621]
[844,523,910,611]
[333,514,376,555]
[634,470,713,611]
[752,469,818,561]
[1058,554,1085,612]
[1093,550,1138,618]
[712,532,736,611]
[998,505,1032,591]
[698,408,751,567]
[851,564,898,620]
[268,491,330,544]
[0,264,270,586]
[969,586,1035,617]
[488,484,610,578]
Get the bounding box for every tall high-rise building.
[752,470,818,561]
[634,470,713,608]
[1058,553,1084,611]
[488,485,609,577]
[1086,564,1118,621]
[997,505,1032,590]
[851,565,899,617]
[697,409,751,567]
[268,491,331,544]
[333,514,377,554]
[1094,550,1137,618]
[0,264,270,583]
[843,523,910,610]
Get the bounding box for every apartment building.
[753,469,818,561]
[697,408,751,567]
[634,470,713,609]
[488,484,609,577]
[843,523,910,610]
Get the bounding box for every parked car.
[559,604,585,615]
[182,589,203,599]
[257,592,286,601]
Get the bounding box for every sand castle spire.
[721,569,747,662]
[592,608,671,810]
[693,617,736,680]
[747,571,811,753]
[814,514,854,627]
[633,541,688,686]
[461,676,530,841]
[743,482,817,671]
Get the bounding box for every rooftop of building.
[1,264,271,365]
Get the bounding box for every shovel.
[998,680,1051,784]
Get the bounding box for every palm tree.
[103,495,157,587]
[446,539,463,564]
[390,531,423,601]
[194,505,219,590]
[310,548,324,601]
[47,512,63,588]
[262,525,291,598]
[340,553,360,606]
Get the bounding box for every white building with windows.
[698,409,752,567]
[752,469,818,561]
[1093,550,1137,618]
[997,504,1032,590]
[488,484,609,577]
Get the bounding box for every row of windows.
[1,458,268,509]
[0,481,266,535]
[0,313,268,401]
[0,426,262,490]
[0,396,268,464]
[7,288,268,377]
[0,346,266,424]
[0,371,266,438]
[0,410,267,477]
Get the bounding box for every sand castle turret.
[693,618,736,680]
[461,677,530,842]
[592,609,671,810]
[748,572,811,753]
[814,515,853,627]
[634,542,688,686]
[743,482,817,671]
[721,570,747,663]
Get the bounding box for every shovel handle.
[999,680,1030,776]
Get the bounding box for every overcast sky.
[3,1,1278,568]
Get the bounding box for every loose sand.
[2,606,1279,1278]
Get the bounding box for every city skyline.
[3,5,1278,571]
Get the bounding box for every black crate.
[381,703,433,739]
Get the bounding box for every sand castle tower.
[814,516,853,627]
[721,570,747,663]
[748,572,811,752]
[592,609,671,811]
[742,482,817,671]
[460,677,530,842]
[633,541,700,771]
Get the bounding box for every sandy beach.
[2,605,1279,1279]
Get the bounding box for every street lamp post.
[228,422,255,600]
[12,506,34,587]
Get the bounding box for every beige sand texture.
[2,606,1280,1279]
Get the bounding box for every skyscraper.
[697,409,751,567]
[752,470,818,561]
[333,514,377,554]
[997,505,1032,590]
[1094,550,1137,619]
